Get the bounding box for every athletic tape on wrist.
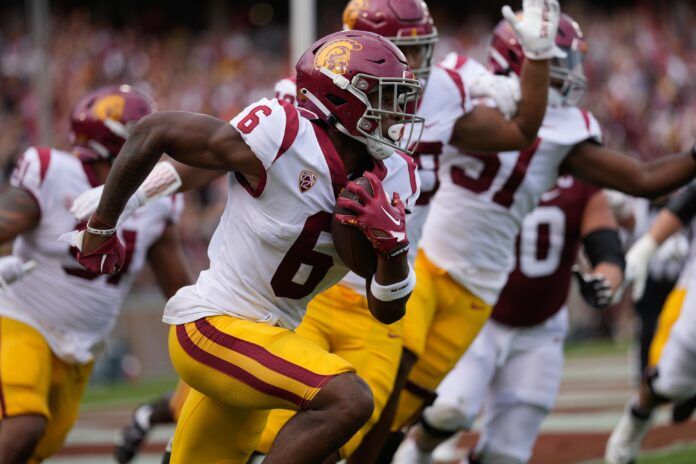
[370,264,416,302]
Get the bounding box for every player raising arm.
[72,31,422,464]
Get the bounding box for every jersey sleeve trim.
[438,65,468,110]
[578,108,602,144]
[312,122,347,198]
[274,100,300,162]
[234,170,267,198]
[371,159,388,181]
[579,109,591,132]
[395,152,419,198]
[36,147,52,185]
[10,147,48,216]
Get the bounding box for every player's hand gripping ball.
[333,171,409,277]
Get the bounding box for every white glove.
[469,73,521,120]
[501,0,566,60]
[71,161,182,225]
[0,256,37,289]
[625,234,658,301]
[603,189,635,223]
[655,234,690,262]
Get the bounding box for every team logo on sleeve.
[299,169,318,193]
[314,38,363,75]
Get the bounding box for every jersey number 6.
[271,212,333,299]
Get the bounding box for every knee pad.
[422,402,473,435]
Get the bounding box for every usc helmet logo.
[93,95,126,121]
[314,38,363,75]
[343,0,370,30]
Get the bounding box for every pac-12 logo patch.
[299,169,318,193]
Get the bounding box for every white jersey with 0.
[420,100,602,305]
[163,98,419,327]
[0,147,181,364]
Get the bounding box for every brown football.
[332,177,378,279]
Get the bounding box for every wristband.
[370,264,416,302]
[87,216,116,236]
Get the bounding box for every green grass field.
[82,376,178,409]
[637,445,696,464]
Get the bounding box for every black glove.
[572,266,614,309]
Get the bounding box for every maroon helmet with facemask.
[296,30,424,159]
[70,85,156,162]
[488,13,588,106]
[342,0,438,80]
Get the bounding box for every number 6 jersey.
[163,98,419,330]
[0,147,181,364]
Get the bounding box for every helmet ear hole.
[326,94,347,106]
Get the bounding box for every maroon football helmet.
[70,85,156,162]
[343,0,438,80]
[488,13,588,106]
[296,30,424,159]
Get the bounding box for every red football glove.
[72,225,125,275]
[335,171,409,259]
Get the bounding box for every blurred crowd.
[0,1,694,268]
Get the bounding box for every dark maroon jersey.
[492,176,599,327]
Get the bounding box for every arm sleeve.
[229,97,300,171]
[579,109,603,145]
[9,147,48,211]
[665,181,696,225]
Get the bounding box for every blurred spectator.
[0,0,694,266]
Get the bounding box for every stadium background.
[0,0,695,462]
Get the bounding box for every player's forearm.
[0,187,40,243]
[625,150,696,199]
[647,209,684,245]
[93,116,166,226]
[368,254,410,324]
[512,59,549,144]
[663,181,696,227]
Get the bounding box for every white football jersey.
[406,54,480,262]
[420,104,602,305]
[268,78,421,298]
[0,147,181,364]
[163,98,419,328]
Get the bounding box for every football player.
[394,177,624,464]
[260,1,561,461]
[606,182,696,464]
[383,7,696,459]
[72,31,423,464]
[0,85,192,464]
